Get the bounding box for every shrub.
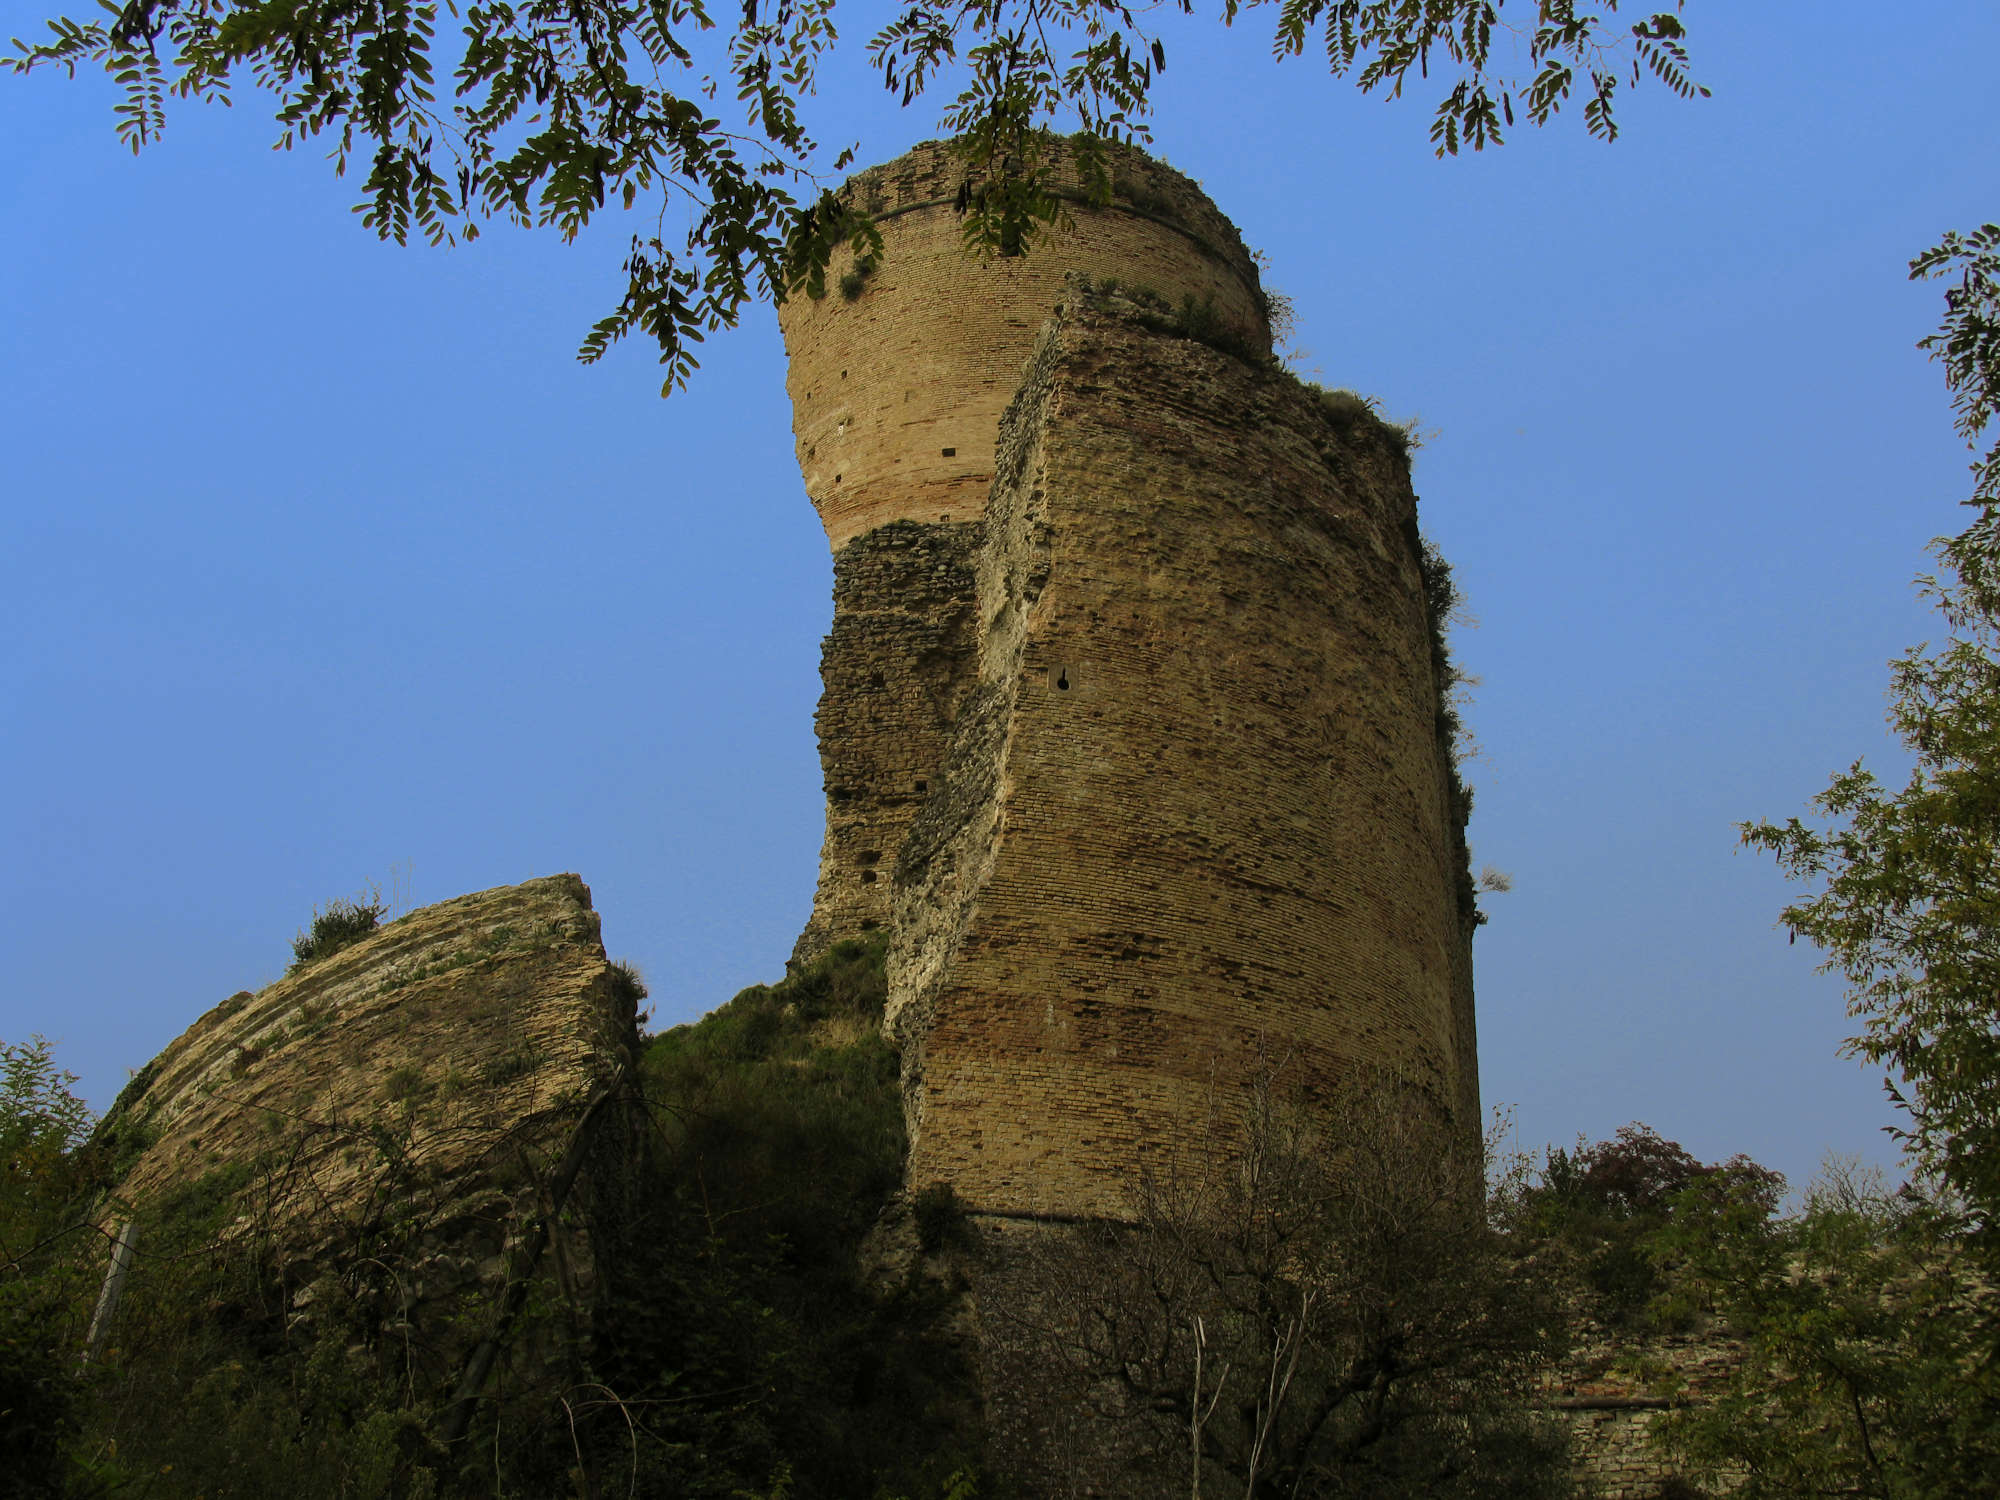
[1176,291,1224,344]
[1515,1124,1786,1326]
[605,958,648,1019]
[289,897,384,973]
[610,934,986,1494]
[34,936,980,1499]
[1310,383,1421,459]
[0,1277,84,1495]
[481,1045,544,1085]
[839,254,878,301]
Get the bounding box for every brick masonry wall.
[113,876,631,1219]
[781,141,1279,976]
[780,141,1473,1220]
[890,294,1474,1216]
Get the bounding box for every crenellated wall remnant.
[779,140,1477,1221]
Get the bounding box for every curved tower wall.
[778,142,1476,1217]
[781,141,1271,551]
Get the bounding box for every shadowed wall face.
[779,143,1474,1219]
[790,519,983,961]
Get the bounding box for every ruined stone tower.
[780,141,1476,1220]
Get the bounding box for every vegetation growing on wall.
[839,253,881,301]
[1072,277,1271,367]
[1408,531,1490,929]
[288,895,385,972]
[1310,384,1417,461]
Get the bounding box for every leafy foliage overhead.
[1741,209,2000,1249]
[8,0,1703,391]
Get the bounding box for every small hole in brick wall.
[1056,669,1071,691]
[870,671,886,688]
[835,474,843,484]
[841,370,848,379]
[915,780,928,793]
[941,447,956,457]
[860,919,879,931]
[859,850,880,865]
[860,870,877,884]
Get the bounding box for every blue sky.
[3,4,1994,1194]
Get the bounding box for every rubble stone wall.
[1545,1317,1750,1498]
[792,519,983,961]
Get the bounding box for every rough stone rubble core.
[779,141,1478,1220]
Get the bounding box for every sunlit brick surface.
[890,303,1475,1215]
[779,139,1269,551]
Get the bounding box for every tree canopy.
[1648,1160,2000,1500]
[10,0,1702,391]
[1743,536,2000,1250]
[1743,220,2000,1252]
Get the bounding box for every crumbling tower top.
[779,139,1273,551]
